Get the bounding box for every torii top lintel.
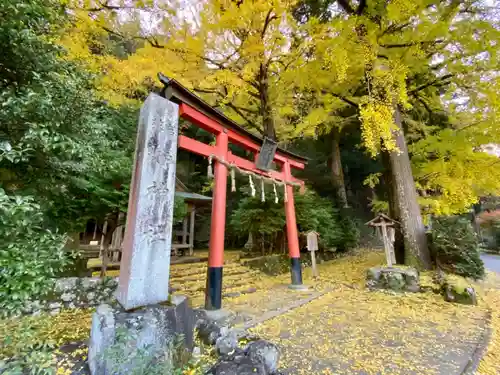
[158,74,307,184]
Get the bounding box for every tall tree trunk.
[259,65,277,140]
[383,106,431,269]
[382,151,405,264]
[331,127,348,208]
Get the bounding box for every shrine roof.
[158,73,308,164]
[175,191,212,203]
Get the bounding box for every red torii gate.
[160,76,308,310]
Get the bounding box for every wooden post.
[189,207,195,255]
[307,231,319,278]
[387,226,396,265]
[366,214,399,267]
[117,93,179,310]
[99,220,108,278]
[380,225,393,267]
[182,216,188,246]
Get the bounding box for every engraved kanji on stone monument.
[117,93,179,310]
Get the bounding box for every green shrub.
[0,190,71,316]
[230,189,358,251]
[173,196,188,224]
[429,216,485,279]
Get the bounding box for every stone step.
[170,268,257,282]
[172,279,253,294]
[170,267,251,281]
[170,261,242,273]
[171,272,258,292]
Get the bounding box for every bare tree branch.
[225,103,263,134]
[408,74,453,94]
[380,40,445,48]
[261,8,278,39]
[330,93,359,108]
[381,22,411,36]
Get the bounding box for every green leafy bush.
[0,190,71,316]
[429,216,485,279]
[173,196,189,224]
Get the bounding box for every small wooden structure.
[173,191,212,255]
[79,178,211,277]
[366,214,397,267]
[306,230,320,278]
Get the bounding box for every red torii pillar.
[205,130,229,309]
[283,161,303,287]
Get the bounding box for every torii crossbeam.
[118,75,307,311]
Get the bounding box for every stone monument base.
[88,296,195,375]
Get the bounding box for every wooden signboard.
[255,137,278,171]
[306,231,319,278]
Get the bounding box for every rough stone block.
[366,266,420,293]
[207,339,280,375]
[442,277,478,305]
[245,340,280,374]
[215,331,238,355]
[88,297,195,375]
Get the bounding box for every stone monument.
[116,93,179,310]
[88,94,196,375]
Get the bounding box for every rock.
[88,304,116,375]
[87,292,96,301]
[231,328,257,341]
[105,277,119,289]
[442,277,477,305]
[223,292,241,298]
[197,321,224,345]
[402,268,419,285]
[366,267,382,282]
[32,310,42,316]
[55,278,78,293]
[366,267,420,293]
[50,309,60,316]
[406,284,421,293]
[385,271,405,291]
[49,302,62,310]
[215,331,238,355]
[206,355,267,375]
[22,301,33,314]
[88,298,196,375]
[81,278,101,290]
[61,293,75,302]
[192,346,201,359]
[245,340,280,374]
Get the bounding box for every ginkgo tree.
[289,0,500,268]
[62,0,319,141]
